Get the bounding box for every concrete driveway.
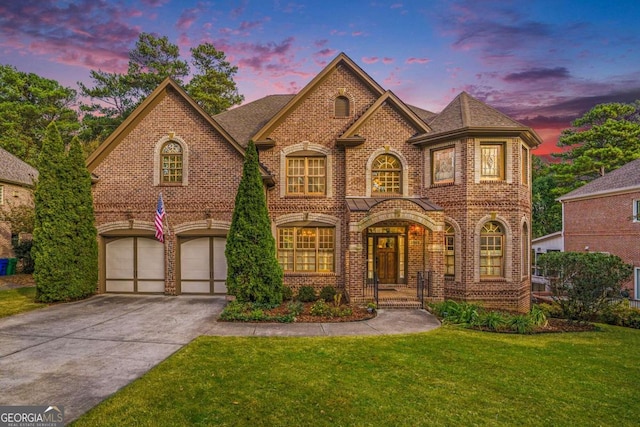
[0,294,225,423]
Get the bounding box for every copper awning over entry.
[346,197,442,212]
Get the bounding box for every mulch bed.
[537,318,598,333]
[240,301,377,323]
[0,274,35,290]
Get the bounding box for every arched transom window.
[480,221,504,277]
[372,154,401,194]
[161,141,183,183]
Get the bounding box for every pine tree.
[225,141,283,305]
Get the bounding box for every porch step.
[377,299,423,309]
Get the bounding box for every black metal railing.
[364,272,379,306]
[417,271,432,309]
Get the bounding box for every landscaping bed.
[219,299,376,323]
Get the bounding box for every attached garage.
[105,237,165,293]
[179,236,227,294]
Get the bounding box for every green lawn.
[0,287,46,318]
[74,325,640,427]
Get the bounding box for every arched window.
[522,223,529,277]
[161,141,183,184]
[334,96,350,117]
[480,221,504,277]
[372,154,401,195]
[444,223,455,276]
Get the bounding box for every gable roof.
[558,157,640,201]
[0,147,38,187]
[409,92,542,147]
[339,91,431,139]
[251,52,386,143]
[86,78,273,183]
[213,94,294,148]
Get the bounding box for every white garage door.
[180,237,227,294]
[105,237,165,293]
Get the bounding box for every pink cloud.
[352,31,364,37]
[406,57,431,64]
[176,6,201,31]
[362,57,379,64]
[383,57,394,64]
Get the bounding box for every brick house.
[87,53,541,311]
[0,147,38,258]
[558,157,640,301]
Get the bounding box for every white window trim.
[635,267,640,300]
[0,185,3,205]
[633,199,640,223]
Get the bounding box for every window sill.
[480,277,506,282]
[431,182,455,188]
[284,194,328,198]
[284,272,338,277]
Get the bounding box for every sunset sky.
[1,0,639,154]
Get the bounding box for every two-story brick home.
[0,147,38,258]
[558,157,640,302]
[87,53,541,311]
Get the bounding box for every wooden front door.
[376,236,397,284]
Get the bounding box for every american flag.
[155,193,166,243]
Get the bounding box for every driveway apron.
[0,294,225,423]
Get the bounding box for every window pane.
[480,221,503,277]
[335,96,350,117]
[278,227,334,272]
[372,154,401,194]
[481,145,502,178]
[433,147,455,183]
[286,157,326,195]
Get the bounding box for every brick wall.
[0,182,34,257]
[564,191,640,291]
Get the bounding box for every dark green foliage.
[598,300,640,329]
[319,286,337,302]
[65,137,98,296]
[225,141,283,305]
[219,301,295,323]
[12,240,34,274]
[282,286,293,301]
[33,124,96,302]
[508,315,534,334]
[310,299,331,316]
[297,286,317,302]
[79,33,242,146]
[539,251,633,321]
[430,300,548,334]
[531,157,562,238]
[0,64,79,165]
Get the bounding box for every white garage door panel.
[137,238,165,280]
[181,238,210,280]
[106,238,134,280]
[137,281,165,293]
[214,280,227,293]
[182,281,211,293]
[106,280,134,292]
[213,237,227,280]
[105,237,165,293]
[180,237,227,294]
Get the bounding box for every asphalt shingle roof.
[213,94,295,147]
[0,147,38,186]
[427,92,524,133]
[559,157,640,200]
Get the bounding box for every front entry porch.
[345,197,445,308]
[363,223,433,309]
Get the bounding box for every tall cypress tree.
[225,141,283,305]
[33,126,97,301]
[66,137,98,297]
[33,123,75,302]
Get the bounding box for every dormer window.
[334,96,350,117]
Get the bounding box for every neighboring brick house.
[87,53,541,311]
[558,157,640,301]
[0,147,38,257]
